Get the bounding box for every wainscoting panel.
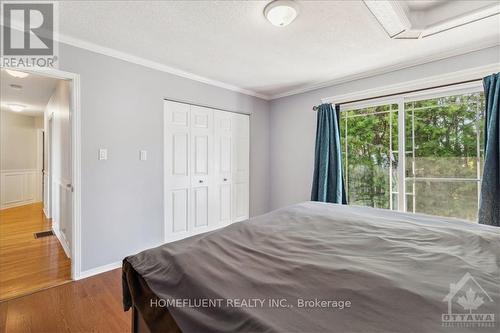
[0,170,42,209]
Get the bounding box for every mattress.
[123,202,500,332]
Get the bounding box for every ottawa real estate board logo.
[442,272,496,329]
[1,1,58,68]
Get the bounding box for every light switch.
[98,148,107,160]
[140,150,147,161]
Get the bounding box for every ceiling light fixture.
[5,69,29,78]
[8,104,26,112]
[364,0,412,38]
[264,0,299,27]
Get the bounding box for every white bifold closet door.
[164,100,249,242]
[231,112,250,222]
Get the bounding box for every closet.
[164,100,249,242]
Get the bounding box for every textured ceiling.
[0,70,59,116]
[58,1,500,98]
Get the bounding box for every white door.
[47,80,73,256]
[164,101,250,241]
[190,106,213,231]
[213,110,233,225]
[232,113,250,222]
[46,116,53,218]
[164,101,191,241]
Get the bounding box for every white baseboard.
[1,200,37,210]
[52,226,71,259]
[78,260,123,280]
[76,241,165,280]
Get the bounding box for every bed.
[122,202,500,333]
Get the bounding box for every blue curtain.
[479,73,500,226]
[311,103,347,204]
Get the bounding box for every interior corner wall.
[268,46,500,211]
[57,43,271,272]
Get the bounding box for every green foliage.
[340,92,484,221]
[341,104,397,209]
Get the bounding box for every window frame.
[339,81,484,219]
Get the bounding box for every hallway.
[0,203,71,300]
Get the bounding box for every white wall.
[57,43,271,272]
[44,80,72,257]
[0,111,43,209]
[269,46,500,211]
[1,111,39,170]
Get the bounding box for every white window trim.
[397,98,405,212]
[340,80,482,111]
[339,83,484,218]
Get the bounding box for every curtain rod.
[312,78,483,111]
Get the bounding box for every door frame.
[35,128,44,204]
[47,114,54,219]
[2,66,83,280]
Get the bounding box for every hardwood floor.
[0,268,130,332]
[0,203,71,300]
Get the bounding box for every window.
[340,88,484,222]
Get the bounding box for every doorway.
[0,68,75,300]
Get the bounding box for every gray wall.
[58,43,270,271]
[269,46,500,211]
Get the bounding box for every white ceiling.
[0,69,59,116]
[57,0,500,99]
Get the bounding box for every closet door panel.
[190,106,213,184]
[171,189,189,232]
[214,110,233,225]
[233,136,249,182]
[172,133,189,179]
[190,106,214,231]
[233,182,249,220]
[193,136,208,174]
[164,101,191,239]
[232,113,250,222]
[219,137,232,175]
[218,184,232,224]
[192,186,209,228]
[168,102,189,127]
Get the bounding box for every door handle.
[199,180,203,183]
[223,178,228,182]
[66,184,74,192]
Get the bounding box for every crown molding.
[56,33,271,100]
[269,39,500,100]
[321,63,499,109]
[2,20,497,102]
[1,19,269,100]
